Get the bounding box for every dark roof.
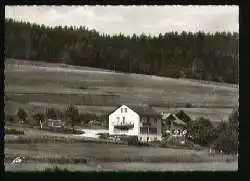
[172,118,186,126]
[128,104,159,116]
[163,113,186,126]
[108,104,160,117]
[173,110,192,123]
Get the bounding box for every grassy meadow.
[4,58,238,123]
[5,141,237,164]
[5,126,238,171]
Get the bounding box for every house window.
[140,137,142,141]
[116,117,120,121]
[123,117,125,124]
[140,127,148,134]
[121,108,123,113]
[149,127,157,134]
[141,117,146,123]
[124,108,127,113]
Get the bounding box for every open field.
[4,58,238,122]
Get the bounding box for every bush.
[44,166,70,172]
[46,108,57,120]
[216,120,229,133]
[97,133,109,139]
[79,113,103,126]
[127,136,139,145]
[149,140,162,147]
[185,103,193,108]
[186,117,218,146]
[45,127,84,135]
[17,108,27,123]
[64,105,80,131]
[160,136,190,149]
[228,107,239,130]
[5,127,24,135]
[120,136,149,146]
[31,113,45,126]
[5,115,15,122]
[212,108,238,154]
[212,130,238,154]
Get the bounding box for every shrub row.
[43,127,85,135]
[43,166,70,172]
[5,127,24,135]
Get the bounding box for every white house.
[109,104,162,142]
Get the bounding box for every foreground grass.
[42,166,70,172]
[5,152,237,164]
[5,140,237,164]
[6,162,237,172]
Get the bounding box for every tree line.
[5,18,239,84]
[166,108,238,154]
[12,106,108,129]
[9,104,238,153]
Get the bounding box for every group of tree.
[211,107,239,154]
[5,18,239,84]
[186,107,238,154]
[13,105,238,153]
[186,116,219,147]
[14,106,108,131]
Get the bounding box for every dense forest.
[5,18,239,84]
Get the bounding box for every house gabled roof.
[128,104,159,116]
[162,113,186,126]
[173,110,192,123]
[108,104,160,117]
[172,117,186,126]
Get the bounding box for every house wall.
[138,116,162,142]
[109,105,140,136]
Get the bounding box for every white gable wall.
[109,105,140,136]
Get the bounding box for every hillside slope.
[5,58,238,122]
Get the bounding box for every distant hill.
[5,18,239,84]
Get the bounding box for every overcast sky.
[5,5,238,36]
